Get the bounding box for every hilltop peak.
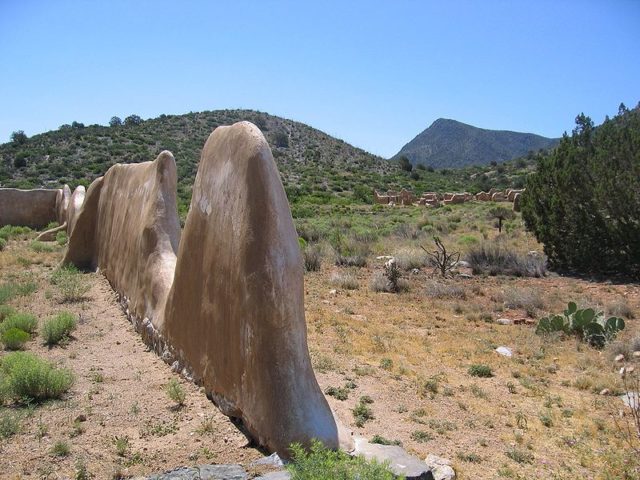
[395,119,558,168]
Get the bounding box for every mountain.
[394,118,559,169]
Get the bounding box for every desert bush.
[0,225,31,242]
[370,261,409,294]
[1,328,30,350]
[30,240,54,253]
[51,440,70,457]
[325,385,350,401]
[394,248,427,271]
[0,410,21,438]
[504,287,545,316]
[425,281,466,300]
[0,238,6,251]
[41,312,77,346]
[468,364,494,378]
[165,378,186,407]
[536,302,625,348]
[353,396,375,427]
[606,299,635,319]
[287,439,395,479]
[303,245,322,272]
[331,232,370,268]
[0,352,74,403]
[466,244,547,277]
[50,265,90,302]
[0,313,38,335]
[330,271,359,290]
[370,435,401,446]
[0,305,15,322]
[0,280,37,304]
[55,231,68,246]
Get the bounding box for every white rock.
[496,318,513,325]
[495,346,513,357]
[621,391,639,410]
[615,354,625,362]
[425,454,456,480]
[329,289,337,295]
[633,351,640,358]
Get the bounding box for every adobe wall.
[0,188,59,228]
[162,122,340,454]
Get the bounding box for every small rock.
[496,318,513,325]
[250,453,284,468]
[329,289,337,296]
[621,391,639,410]
[353,437,432,479]
[495,346,513,358]
[615,354,625,362]
[455,260,470,268]
[75,414,87,422]
[457,273,472,279]
[198,465,248,480]
[600,389,610,395]
[424,454,456,480]
[411,268,420,275]
[254,473,290,480]
[376,255,394,260]
[634,351,640,358]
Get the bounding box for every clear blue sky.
[1,1,638,157]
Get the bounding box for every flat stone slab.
[146,464,248,480]
[254,472,291,480]
[352,437,434,479]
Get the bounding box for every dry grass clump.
[466,243,547,277]
[393,248,427,271]
[606,298,635,319]
[329,271,359,290]
[369,272,409,293]
[503,287,545,316]
[425,280,466,300]
[303,245,322,272]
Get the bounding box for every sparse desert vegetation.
[0,192,638,478]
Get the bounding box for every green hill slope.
[0,110,535,218]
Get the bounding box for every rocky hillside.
[0,110,397,213]
[0,110,538,216]
[394,118,559,168]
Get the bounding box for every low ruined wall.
[0,188,59,228]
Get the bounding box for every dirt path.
[0,254,263,479]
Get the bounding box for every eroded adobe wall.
[64,152,180,327]
[0,188,59,228]
[162,122,340,455]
